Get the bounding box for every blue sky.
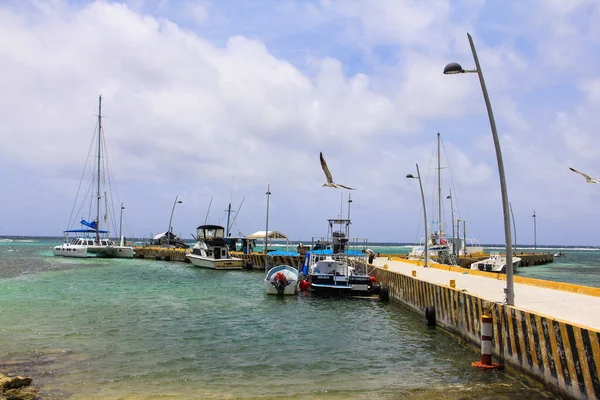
[1,0,600,246]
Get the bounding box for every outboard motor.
[273,272,287,295]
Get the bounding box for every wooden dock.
[133,246,190,262]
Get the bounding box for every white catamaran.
[53,96,134,258]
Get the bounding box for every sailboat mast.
[437,132,442,236]
[96,95,102,243]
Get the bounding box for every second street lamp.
[444,32,514,306]
[168,195,183,246]
[407,163,428,268]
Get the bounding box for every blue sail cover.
[80,219,97,229]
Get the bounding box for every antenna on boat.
[225,175,235,237]
[204,196,213,225]
[228,197,245,235]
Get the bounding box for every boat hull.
[186,253,243,270]
[470,256,521,273]
[53,244,134,258]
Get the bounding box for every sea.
[2,237,597,399]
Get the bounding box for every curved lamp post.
[264,184,271,272]
[444,32,514,305]
[168,195,183,244]
[407,163,428,268]
[532,210,537,253]
[446,190,455,256]
[119,202,125,246]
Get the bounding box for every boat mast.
[437,132,442,237]
[96,95,102,243]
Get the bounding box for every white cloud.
[0,0,600,245]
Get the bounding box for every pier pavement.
[372,257,600,331]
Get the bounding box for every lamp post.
[264,184,271,272]
[444,33,514,305]
[446,190,455,256]
[407,163,428,268]
[168,195,183,245]
[119,202,125,246]
[532,210,537,253]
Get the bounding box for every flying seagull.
[569,167,600,184]
[320,152,356,190]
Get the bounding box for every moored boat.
[186,225,243,270]
[265,265,299,295]
[470,252,521,273]
[53,96,134,259]
[300,213,387,300]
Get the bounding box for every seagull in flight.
[569,167,600,184]
[320,152,356,190]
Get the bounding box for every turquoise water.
[0,238,560,399]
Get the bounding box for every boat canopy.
[246,230,288,240]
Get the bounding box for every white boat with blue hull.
[300,214,387,299]
[265,265,299,295]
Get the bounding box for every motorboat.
[265,265,299,295]
[53,96,134,259]
[299,213,386,299]
[554,251,565,257]
[470,252,521,273]
[186,224,243,270]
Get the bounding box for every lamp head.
[406,174,416,179]
[443,62,465,74]
[177,200,183,204]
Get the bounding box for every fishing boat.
[470,252,521,273]
[186,224,243,270]
[264,265,299,295]
[53,96,134,259]
[299,197,387,299]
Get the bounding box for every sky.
[1,0,600,246]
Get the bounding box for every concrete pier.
[371,256,600,400]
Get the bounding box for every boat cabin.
[192,224,231,259]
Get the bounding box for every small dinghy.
[265,265,299,295]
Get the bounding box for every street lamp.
[446,190,455,256]
[532,210,537,253]
[444,33,514,305]
[168,195,183,245]
[407,163,428,268]
[119,202,125,246]
[264,184,271,272]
